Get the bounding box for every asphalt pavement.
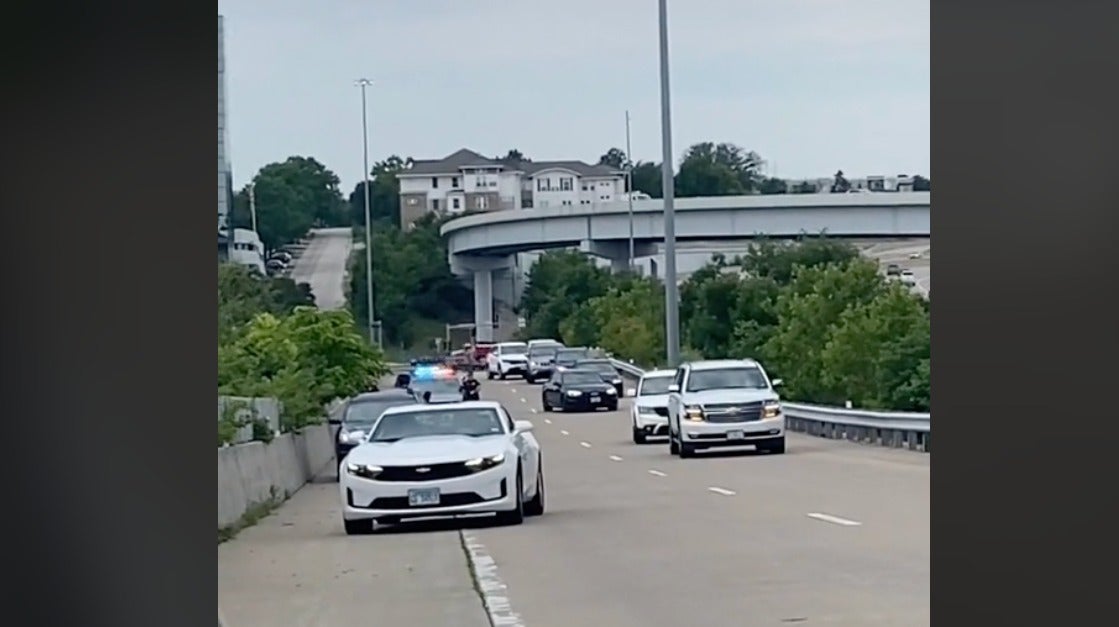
[289,228,353,310]
[218,375,929,627]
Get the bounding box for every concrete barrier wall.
[218,423,334,529]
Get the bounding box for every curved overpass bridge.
[439,192,930,340]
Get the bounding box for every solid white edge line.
[609,455,623,461]
[707,487,736,496]
[580,441,592,448]
[806,512,863,527]
[648,469,667,477]
[461,531,526,627]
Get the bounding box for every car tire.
[607,402,618,412]
[487,369,495,380]
[679,440,696,458]
[668,426,680,455]
[496,469,525,526]
[343,518,374,535]
[633,425,647,444]
[499,369,507,380]
[763,436,786,454]
[525,374,535,384]
[542,398,553,412]
[524,461,545,517]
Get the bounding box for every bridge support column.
[580,240,657,273]
[449,254,514,344]
[473,270,494,343]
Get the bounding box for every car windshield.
[556,348,589,361]
[639,375,674,395]
[344,399,414,428]
[369,408,506,442]
[686,367,769,392]
[500,342,528,355]
[411,378,461,395]
[529,346,558,359]
[563,371,606,386]
[580,361,616,375]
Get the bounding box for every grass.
[218,486,287,544]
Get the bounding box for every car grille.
[377,462,475,482]
[370,493,485,510]
[702,401,763,423]
[652,407,669,417]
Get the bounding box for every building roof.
[399,148,624,179]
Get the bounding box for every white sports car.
[339,400,545,534]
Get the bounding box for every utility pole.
[625,110,635,272]
[657,0,681,367]
[248,182,257,233]
[355,78,380,348]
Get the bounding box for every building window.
[452,177,460,188]
[489,181,497,187]
[432,177,439,189]
[560,177,573,191]
[432,198,440,211]
[452,197,461,210]
[539,200,549,208]
[475,196,488,210]
[537,178,546,191]
[562,200,572,206]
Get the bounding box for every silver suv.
[665,359,785,457]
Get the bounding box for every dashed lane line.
[806,512,862,527]
[609,455,623,462]
[708,487,736,496]
[648,470,667,477]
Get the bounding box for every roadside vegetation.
[517,237,930,412]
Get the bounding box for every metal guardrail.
[608,358,931,452]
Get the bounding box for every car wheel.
[633,424,647,444]
[763,436,786,454]
[607,402,618,412]
[343,518,374,535]
[496,469,525,526]
[542,397,553,412]
[487,370,495,380]
[525,374,535,384]
[668,426,680,455]
[679,439,696,458]
[524,461,545,517]
[499,370,508,380]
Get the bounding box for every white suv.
[486,342,530,380]
[666,359,785,457]
[631,369,676,443]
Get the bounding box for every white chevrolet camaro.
[339,400,545,535]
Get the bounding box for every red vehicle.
[456,342,495,371]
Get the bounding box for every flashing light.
[411,365,457,381]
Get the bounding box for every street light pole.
[355,78,379,348]
[657,0,681,367]
[625,110,635,273]
[247,182,257,233]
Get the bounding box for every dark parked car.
[575,358,624,396]
[541,368,619,412]
[885,263,901,276]
[328,390,416,479]
[554,346,591,369]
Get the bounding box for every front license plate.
[727,430,745,441]
[408,488,441,506]
[590,395,600,401]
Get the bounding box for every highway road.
[289,228,353,310]
[218,375,929,627]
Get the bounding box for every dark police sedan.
[328,389,416,479]
[541,368,619,412]
[575,358,624,396]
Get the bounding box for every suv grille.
[702,401,763,423]
[377,462,474,482]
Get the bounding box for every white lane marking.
[520,398,527,403]
[708,487,736,496]
[461,531,525,627]
[560,430,570,436]
[530,408,538,414]
[609,455,623,462]
[543,418,552,424]
[648,469,667,477]
[580,441,592,448]
[806,512,863,527]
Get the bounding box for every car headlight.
[684,405,705,422]
[763,400,782,418]
[464,453,506,471]
[346,463,383,479]
[638,407,659,417]
[566,390,583,397]
[529,361,538,368]
[605,388,617,395]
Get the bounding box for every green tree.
[630,161,663,198]
[912,175,930,191]
[758,177,788,194]
[675,142,764,197]
[218,263,314,344]
[520,250,615,340]
[496,149,529,164]
[598,147,628,169]
[349,156,408,229]
[231,156,348,251]
[740,236,860,284]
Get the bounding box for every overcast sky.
[219,0,929,192]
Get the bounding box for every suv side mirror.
[668,384,680,393]
[771,379,783,388]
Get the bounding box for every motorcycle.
[460,379,481,401]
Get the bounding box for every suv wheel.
[668,425,680,455]
[632,424,647,444]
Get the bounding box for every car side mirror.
[771,379,783,388]
[668,384,680,393]
[513,420,534,434]
[327,417,342,426]
[625,389,636,397]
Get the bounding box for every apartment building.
[397,148,626,229]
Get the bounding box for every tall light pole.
[355,78,379,348]
[247,182,257,233]
[657,0,681,367]
[625,110,635,272]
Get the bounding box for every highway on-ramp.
[289,228,353,310]
[218,376,929,626]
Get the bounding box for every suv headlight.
[684,405,705,422]
[464,453,506,471]
[345,463,383,479]
[763,400,782,418]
